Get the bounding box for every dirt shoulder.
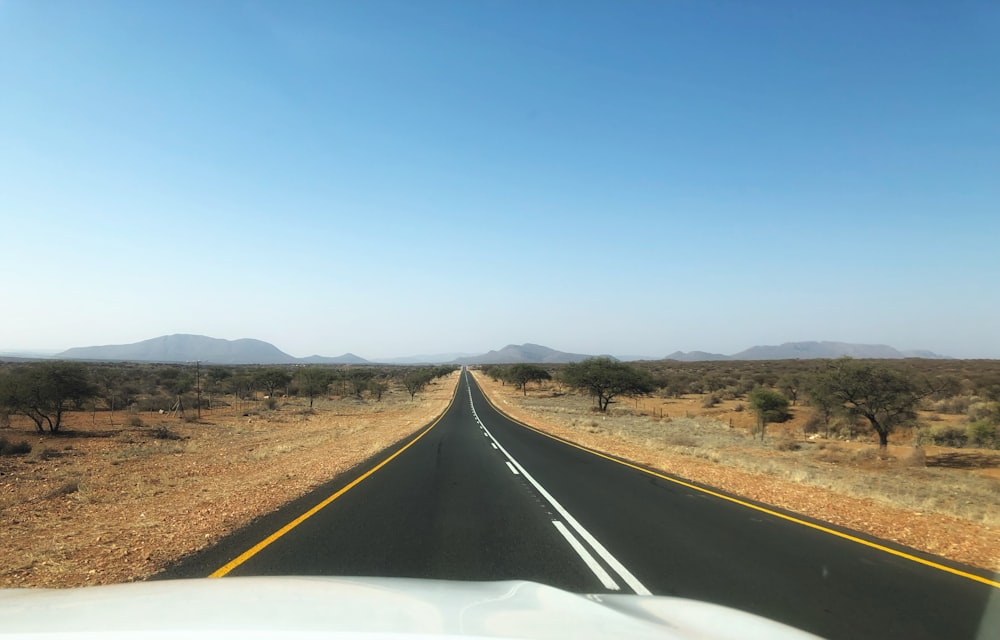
[0,373,459,588]
[471,372,1000,575]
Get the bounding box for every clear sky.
[1,1,998,359]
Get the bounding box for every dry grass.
[473,372,1000,573]
[0,373,459,588]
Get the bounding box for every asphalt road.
[162,370,999,639]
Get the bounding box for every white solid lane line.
[552,520,619,590]
[466,378,652,596]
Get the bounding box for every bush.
[919,424,968,448]
[0,436,32,456]
[748,387,791,424]
[932,396,971,415]
[967,420,998,448]
[47,479,80,498]
[701,394,719,408]
[127,415,144,428]
[776,439,801,451]
[968,401,999,423]
[37,447,62,460]
[151,426,183,440]
[802,414,824,434]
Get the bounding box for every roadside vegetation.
[0,360,458,588]
[479,357,1000,452]
[472,358,1000,571]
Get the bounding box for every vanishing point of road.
[162,370,999,639]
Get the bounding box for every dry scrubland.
[471,371,1000,574]
[0,372,460,588]
[2,360,997,590]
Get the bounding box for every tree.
[367,379,388,401]
[0,362,97,433]
[346,368,375,399]
[561,358,655,412]
[296,367,331,409]
[506,364,552,396]
[747,387,790,441]
[803,374,840,436]
[255,368,292,398]
[403,369,435,400]
[775,373,801,405]
[810,358,935,448]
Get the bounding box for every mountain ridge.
[50,335,950,365]
[453,343,597,365]
[55,334,368,365]
[665,341,948,362]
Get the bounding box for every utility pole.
[196,360,202,420]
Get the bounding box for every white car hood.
[0,576,818,639]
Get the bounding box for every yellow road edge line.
[209,378,460,578]
[469,373,1000,590]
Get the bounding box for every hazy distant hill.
[664,341,948,361]
[664,350,730,362]
[55,334,369,365]
[380,353,477,365]
[298,353,370,365]
[455,343,594,365]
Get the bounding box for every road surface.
[162,370,999,639]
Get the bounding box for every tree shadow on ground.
[926,452,1000,470]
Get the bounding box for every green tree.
[506,364,552,396]
[561,358,654,412]
[810,358,935,448]
[0,362,97,433]
[367,378,389,401]
[803,374,840,436]
[255,368,292,398]
[747,387,790,441]
[296,367,331,409]
[403,369,435,400]
[346,368,375,399]
[775,373,801,405]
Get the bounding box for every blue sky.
[1,1,998,359]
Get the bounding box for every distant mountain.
[57,334,293,364]
[380,352,477,365]
[900,349,949,359]
[663,341,948,361]
[455,343,595,365]
[298,353,370,365]
[55,334,370,365]
[664,350,730,362]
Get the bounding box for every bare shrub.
[852,447,883,464]
[47,479,80,498]
[802,414,824,434]
[776,439,801,451]
[36,447,63,461]
[0,437,32,456]
[150,426,183,441]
